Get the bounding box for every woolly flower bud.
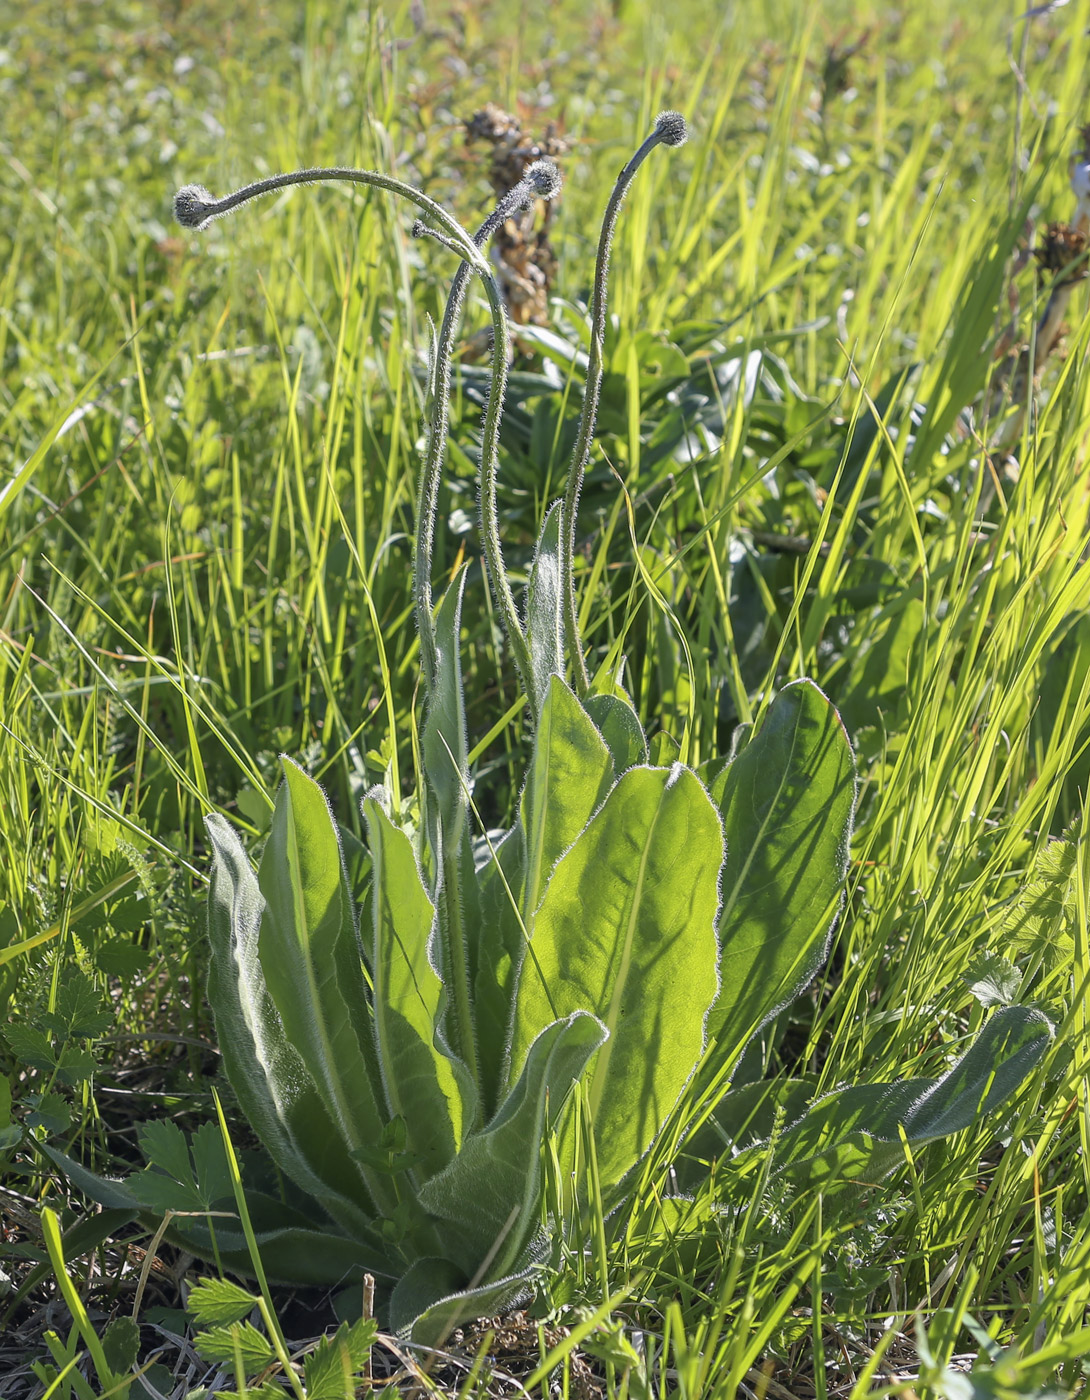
[654,110,689,148]
[523,158,563,200]
[174,184,216,230]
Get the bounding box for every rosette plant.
[50,113,1052,1343]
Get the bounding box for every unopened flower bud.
[654,111,689,148]
[523,159,563,201]
[173,184,216,230]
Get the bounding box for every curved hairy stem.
[414,162,560,706]
[558,112,688,695]
[176,161,559,709]
[175,168,491,696]
[175,166,486,257]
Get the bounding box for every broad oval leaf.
[521,675,615,918]
[474,678,614,1112]
[699,1006,1052,1190]
[393,1255,541,1345]
[585,692,648,773]
[38,1142,396,1285]
[197,1224,396,1287]
[705,680,856,1070]
[510,764,723,1191]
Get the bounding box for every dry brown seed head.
[1034,222,1089,284]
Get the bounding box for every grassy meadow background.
[3,0,1090,1393]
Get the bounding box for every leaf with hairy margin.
[474,827,526,1118]
[694,1006,1052,1190]
[524,500,566,716]
[39,1143,397,1284]
[519,676,615,926]
[475,678,613,1110]
[705,680,856,1072]
[417,1011,606,1281]
[206,813,381,1231]
[363,797,474,1179]
[585,692,648,773]
[510,765,723,1193]
[256,762,395,1214]
[423,568,470,847]
[391,1254,543,1344]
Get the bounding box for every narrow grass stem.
[559,111,687,694]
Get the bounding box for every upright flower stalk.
[174,161,561,710]
[413,160,561,706]
[558,111,688,694]
[173,118,688,711]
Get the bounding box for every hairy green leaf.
[39,1141,393,1284]
[525,500,566,715]
[418,1011,606,1281]
[38,1143,144,1211]
[474,828,527,1116]
[393,1256,541,1345]
[256,761,393,1209]
[364,796,473,1177]
[423,568,470,846]
[475,678,613,1111]
[206,812,382,1231]
[585,693,648,773]
[511,765,723,1190]
[706,680,856,1070]
[184,1218,398,1286]
[521,677,615,918]
[707,1007,1052,1188]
